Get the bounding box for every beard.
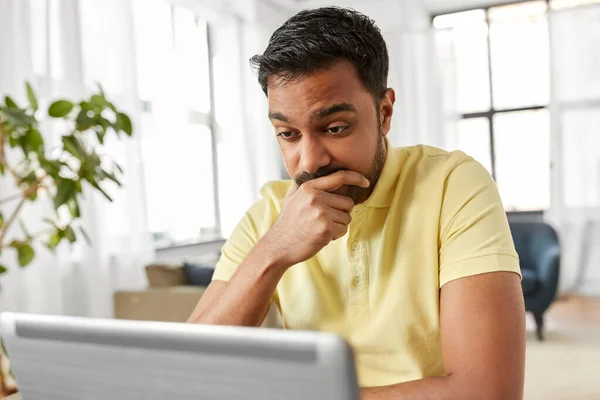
[294,128,386,204]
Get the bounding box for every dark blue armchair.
[509,221,561,341]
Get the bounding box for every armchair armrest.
[529,244,560,312]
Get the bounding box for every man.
[188,6,525,400]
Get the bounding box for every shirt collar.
[361,137,404,208]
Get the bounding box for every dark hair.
[250,7,389,99]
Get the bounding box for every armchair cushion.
[183,262,214,286]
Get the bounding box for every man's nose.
[298,135,331,174]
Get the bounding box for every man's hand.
[187,170,369,327]
[264,170,369,267]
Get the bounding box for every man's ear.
[379,88,395,137]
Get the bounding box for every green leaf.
[67,198,81,218]
[0,265,7,275]
[48,100,74,118]
[79,227,92,245]
[113,162,123,174]
[26,82,38,111]
[8,135,19,148]
[79,101,92,112]
[3,108,33,126]
[23,128,44,153]
[17,243,35,267]
[96,82,106,98]
[65,226,76,243]
[20,171,37,185]
[90,95,106,110]
[74,179,83,194]
[75,110,94,131]
[4,96,18,108]
[116,112,132,135]
[62,135,87,158]
[96,129,106,145]
[88,178,113,202]
[48,231,62,250]
[40,158,63,178]
[0,211,3,227]
[0,162,4,175]
[101,170,121,187]
[54,178,76,209]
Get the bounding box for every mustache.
[294,166,349,187]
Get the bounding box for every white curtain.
[547,4,600,295]
[0,0,154,317]
[384,28,446,148]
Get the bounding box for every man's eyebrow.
[313,103,356,119]
[268,111,289,123]
[268,103,356,123]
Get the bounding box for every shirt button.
[351,242,360,250]
[352,277,362,287]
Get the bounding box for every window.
[434,0,600,211]
[434,1,555,211]
[132,0,219,247]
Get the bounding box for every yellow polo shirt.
[212,140,521,387]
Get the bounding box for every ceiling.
[422,0,526,13]
[288,0,527,14]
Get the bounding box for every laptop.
[0,312,359,400]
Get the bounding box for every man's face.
[267,61,394,204]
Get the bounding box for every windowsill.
[154,236,225,252]
[154,235,227,263]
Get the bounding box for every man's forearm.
[361,375,508,400]
[188,234,289,327]
[361,377,454,400]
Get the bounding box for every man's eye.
[278,131,297,139]
[327,126,348,135]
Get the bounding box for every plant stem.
[0,197,26,251]
[0,193,23,205]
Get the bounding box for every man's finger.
[323,192,355,212]
[330,222,349,240]
[327,207,352,225]
[309,170,369,192]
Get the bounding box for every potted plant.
[0,83,133,396]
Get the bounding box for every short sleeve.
[438,157,521,287]
[211,181,288,282]
[211,204,261,282]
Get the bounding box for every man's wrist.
[254,230,293,274]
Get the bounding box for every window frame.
[138,3,222,249]
[432,0,554,212]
